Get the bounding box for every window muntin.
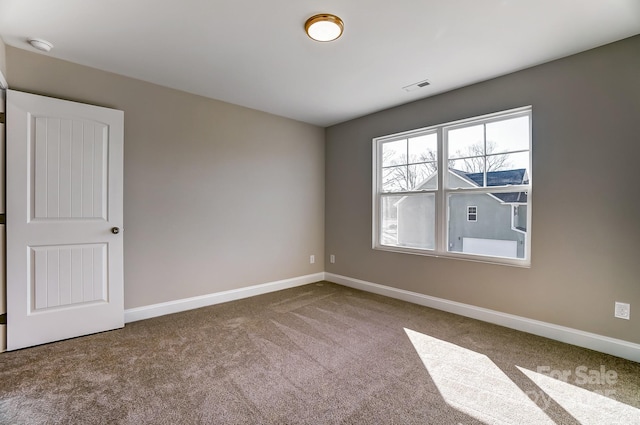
[467,206,477,222]
[378,132,438,252]
[380,132,438,192]
[373,107,532,266]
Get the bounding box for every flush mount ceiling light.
[305,14,344,42]
[27,38,54,52]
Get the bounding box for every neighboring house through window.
[373,106,532,266]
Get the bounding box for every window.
[373,106,532,266]
[467,206,477,222]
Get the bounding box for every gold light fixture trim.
[305,14,344,42]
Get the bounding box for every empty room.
[0,1,639,424]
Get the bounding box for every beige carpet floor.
[0,281,639,424]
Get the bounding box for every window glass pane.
[381,194,435,250]
[448,124,484,159]
[382,166,408,192]
[486,152,530,186]
[381,195,401,246]
[449,157,485,179]
[408,163,437,190]
[448,193,527,259]
[448,151,529,188]
[408,133,437,164]
[382,139,407,167]
[486,115,530,154]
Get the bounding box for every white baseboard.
[325,273,640,363]
[125,272,325,323]
[124,271,639,363]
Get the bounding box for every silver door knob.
[111,227,120,234]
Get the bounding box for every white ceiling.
[1,0,639,127]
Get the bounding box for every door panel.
[32,117,108,221]
[7,90,124,351]
[31,244,107,310]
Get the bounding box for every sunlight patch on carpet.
[517,366,640,425]
[404,328,554,425]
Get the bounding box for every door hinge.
[0,214,4,225]
[0,314,6,325]
[0,112,5,124]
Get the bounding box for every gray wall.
[6,46,325,309]
[325,35,640,344]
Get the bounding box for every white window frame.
[372,106,532,267]
[467,206,478,222]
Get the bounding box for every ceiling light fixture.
[27,38,54,52]
[305,14,344,42]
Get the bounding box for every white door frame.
[0,88,6,352]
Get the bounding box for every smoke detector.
[27,38,53,52]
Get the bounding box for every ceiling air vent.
[402,79,431,92]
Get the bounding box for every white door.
[6,90,124,351]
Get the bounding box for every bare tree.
[415,141,511,174]
[382,141,512,191]
[381,152,416,191]
[382,150,437,191]
[454,141,511,173]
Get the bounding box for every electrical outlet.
[330,254,335,264]
[310,255,315,264]
[614,302,630,320]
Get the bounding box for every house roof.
[450,169,528,203]
[460,169,528,187]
